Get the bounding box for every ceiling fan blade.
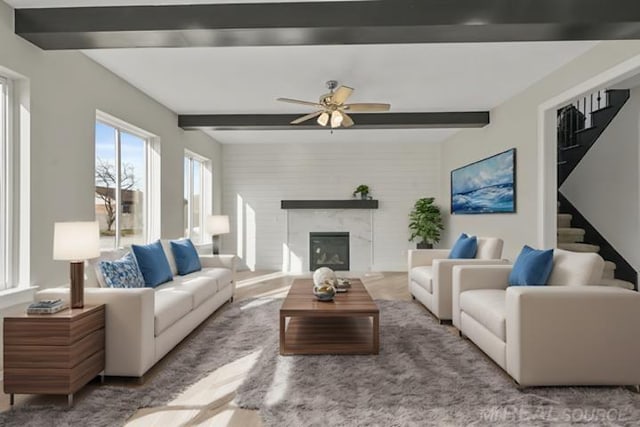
[344,103,391,112]
[331,86,354,105]
[341,112,354,128]
[290,111,323,124]
[277,97,323,108]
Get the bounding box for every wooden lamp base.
[70,261,84,308]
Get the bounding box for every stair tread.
[557,243,600,253]
[574,126,597,135]
[600,278,635,290]
[604,261,617,270]
[557,227,585,234]
[557,214,572,219]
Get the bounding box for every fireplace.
[309,232,350,271]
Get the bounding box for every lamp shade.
[206,215,230,235]
[53,221,101,261]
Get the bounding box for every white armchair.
[408,237,506,321]
[452,249,640,387]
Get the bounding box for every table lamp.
[53,221,100,308]
[206,215,230,255]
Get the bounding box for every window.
[95,114,155,249]
[184,152,211,244]
[0,76,8,289]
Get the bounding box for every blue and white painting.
[451,149,516,214]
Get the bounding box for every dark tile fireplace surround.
[309,232,350,271]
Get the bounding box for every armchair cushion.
[459,289,506,341]
[508,246,554,286]
[547,249,604,286]
[410,266,433,293]
[449,233,477,259]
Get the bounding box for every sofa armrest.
[451,264,512,328]
[37,287,155,377]
[505,286,640,386]
[408,249,450,269]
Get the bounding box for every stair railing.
[557,89,608,150]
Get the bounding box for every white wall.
[440,41,640,261]
[222,141,442,271]
[0,0,222,288]
[561,88,640,272]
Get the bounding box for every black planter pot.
[416,242,433,249]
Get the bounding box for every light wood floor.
[0,271,412,426]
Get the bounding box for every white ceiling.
[79,42,597,143]
[5,1,598,145]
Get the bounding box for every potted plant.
[352,184,370,200]
[408,197,444,249]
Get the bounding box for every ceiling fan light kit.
[277,80,391,129]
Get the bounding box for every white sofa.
[452,249,640,387]
[408,237,506,321]
[38,242,237,377]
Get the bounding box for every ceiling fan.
[277,80,391,129]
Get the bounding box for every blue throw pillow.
[508,245,554,286]
[170,238,202,276]
[448,233,478,259]
[99,253,145,288]
[131,240,173,288]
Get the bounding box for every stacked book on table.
[27,299,68,314]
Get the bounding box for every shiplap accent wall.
[221,141,442,271]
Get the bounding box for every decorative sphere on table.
[313,267,336,287]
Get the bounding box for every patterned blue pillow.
[99,253,145,288]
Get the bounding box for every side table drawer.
[4,328,105,369]
[4,349,105,395]
[4,305,105,346]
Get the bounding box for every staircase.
[556,88,637,290]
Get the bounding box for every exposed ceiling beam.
[178,112,490,131]
[14,0,640,50]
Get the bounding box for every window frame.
[184,150,212,245]
[0,75,9,290]
[95,111,159,249]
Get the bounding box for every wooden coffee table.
[279,278,379,355]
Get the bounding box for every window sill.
[0,286,39,309]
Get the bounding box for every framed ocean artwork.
[451,148,516,214]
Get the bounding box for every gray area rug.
[234,299,640,427]
[1,298,639,426]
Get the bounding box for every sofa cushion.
[154,288,193,336]
[459,289,506,341]
[170,238,202,276]
[508,246,554,286]
[132,240,173,288]
[449,233,477,259]
[410,266,433,293]
[99,253,145,288]
[174,272,219,308]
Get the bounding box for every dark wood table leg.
[279,313,286,355]
[372,312,379,354]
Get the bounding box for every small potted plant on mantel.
[352,184,370,200]
[408,197,444,249]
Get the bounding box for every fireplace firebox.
[309,232,350,271]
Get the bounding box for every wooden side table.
[3,304,105,407]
